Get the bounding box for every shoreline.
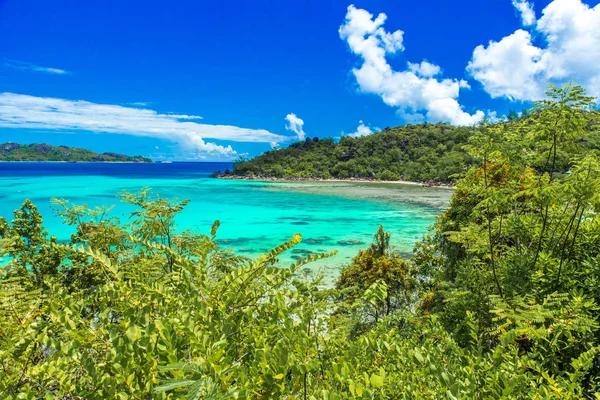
[213,174,454,188]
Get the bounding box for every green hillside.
[232,123,475,183]
[230,111,599,183]
[0,142,152,162]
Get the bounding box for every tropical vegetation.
[0,142,152,162]
[230,102,597,184]
[1,84,600,399]
[231,123,476,183]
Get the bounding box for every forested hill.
[0,142,152,162]
[231,123,479,183]
[231,113,599,183]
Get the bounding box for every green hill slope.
[230,112,599,183]
[231,123,477,183]
[0,143,152,162]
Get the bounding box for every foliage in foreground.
[1,84,600,399]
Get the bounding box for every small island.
[0,142,152,163]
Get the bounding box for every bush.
[377,170,399,181]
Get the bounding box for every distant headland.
[0,143,152,163]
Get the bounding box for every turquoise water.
[0,162,452,286]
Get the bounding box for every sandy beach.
[214,174,455,188]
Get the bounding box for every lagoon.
[0,162,452,287]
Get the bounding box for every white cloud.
[468,0,600,101]
[285,113,306,140]
[0,92,287,158]
[407,61,441,77]
[165,112,203,120]
[339,5,484,125]
[512,0,536,26]
[127,101,153,107]
[347,120,378,138]
[468,29,544,100]
[4,59,69,75]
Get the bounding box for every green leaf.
[154,379,197,393]
[125,325,141,342]
[370,373,384,388]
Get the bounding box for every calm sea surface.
[0,162,453,286]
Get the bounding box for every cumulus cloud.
[4,59,69,75]
[468,30,544,100]
[347,120,378,138]
[285,113,306,140]
[512,0,536,26]
[468,0,600,101]
[407,61,441,77]
[0,92,287,158]
[339,5,484,125]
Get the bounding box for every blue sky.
[1,0,599,160]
